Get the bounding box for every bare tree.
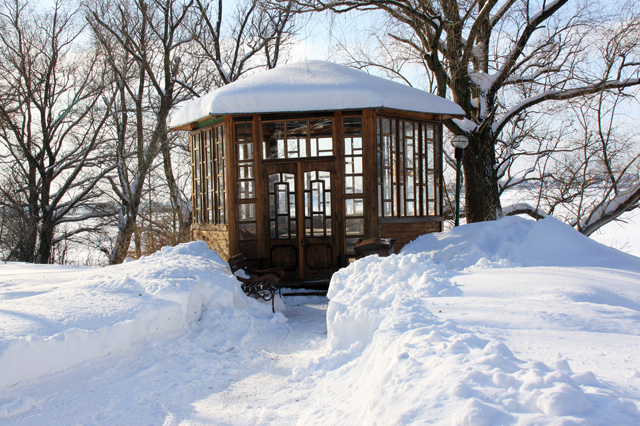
[192,0,297,88]
[512,90,640,235]
[287,0,640,223]
[86,0,298,264]
[0,0,113,263]
[87,0,196,264]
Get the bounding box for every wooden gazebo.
[170,61,464,283]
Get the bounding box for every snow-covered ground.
[1,217,640,425]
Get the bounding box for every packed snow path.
[0,294,328,425]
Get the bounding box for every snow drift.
[0,242,272,390]
[297,217,640,425]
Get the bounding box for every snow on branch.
[502,203,547,220]
[575,183,640,236]
[493,77,640,136]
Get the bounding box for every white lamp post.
[451,135,469,226]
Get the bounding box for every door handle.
[301,239,309,248]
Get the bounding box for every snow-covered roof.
[170,60,464,128]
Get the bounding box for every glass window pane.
[381,118,391,134]
[343,117,362,136]
[406,201,415,216]
[346,198,364,217]
[354,198,363,215]
[238,181,254,199]
[262,122,285,159]
[288,120,308,138]
[384,201,392,216]
[313,215,324,237]
[346,218,364,236]
[406,143,414,166]
[428,175,435,198]
[289,194,296,215]
[311,118,332,135]
[405,122,414,137]
[428,201,436,215]
[346,198,354,216]
[318,137,332,152]
[268,173,279,191]
[427,142,434,169]
[426,125,435,140]
[353,137,362,151]
[346,237,359,254]
[237,143,253,161]
[407,175,415,197]
[239,223,256,240]
[345,157,354,175]
[238,203,256,220]
[235,123,253,142]
[287,138,300,158]
[354,176,363,193]
[277,216,289,238]
[345,176,354,194]
[277,186,288,214]
[354,157,363,173]
[238,164,253,179]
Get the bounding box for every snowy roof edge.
[169,60,464,129]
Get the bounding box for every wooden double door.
[263,160,339,281]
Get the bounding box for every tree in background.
[88,0,297,264]
[192,0,297,88]
[287,0,640,228]
[87,0,197,264]
[518,90,640,235]
[0,0,113,263]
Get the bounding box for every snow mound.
[169,60,464,128]
[296,217,640,425]
[0,242,274,390]
[402,216,640,271]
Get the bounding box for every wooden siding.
[378,220,442,253]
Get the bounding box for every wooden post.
[362,109,378,239]
[224,115,238,257]
[333,111,346,267]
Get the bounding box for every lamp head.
[451,135,469,149]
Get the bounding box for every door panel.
[268,172,297,239]
[300,169,335,278]
[270,245,297,271]
[266,166,299,279]
[264,162,338,281]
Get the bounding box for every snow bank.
[297,217,640,425]
[0,242,271,390]
[402,215,640,270]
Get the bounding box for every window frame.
[377,116,441,219]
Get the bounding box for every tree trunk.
[462,131,501,222]
[24,214,38,263]
[159,129,191,243]
[110,208,139,264]
[37,219,55,264]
